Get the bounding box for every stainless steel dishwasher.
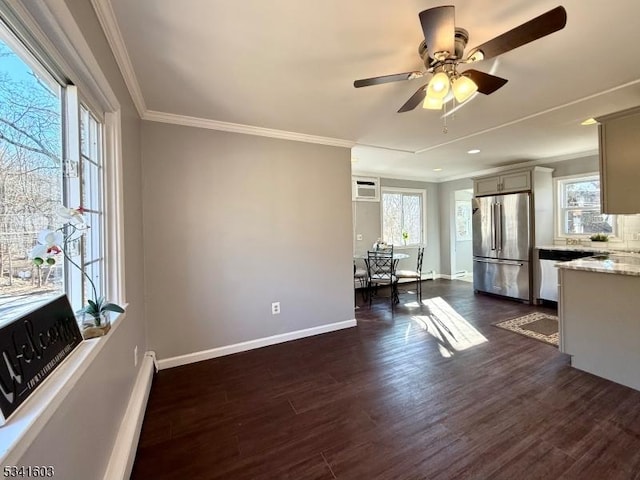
[538,249,599,302]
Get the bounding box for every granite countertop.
[535,244,613,253]
[557,252,640,276]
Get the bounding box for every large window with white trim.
[381,187,426,246]
[0,19,106,324]
[556,174,616,237]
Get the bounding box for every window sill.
[554,236,620,243]
[0,307,128,466]
[392,244,424,250]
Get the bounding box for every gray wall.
[17,1,147,478]
[542,155,599,177]
[142,123,354,360]
[352,177,440,275]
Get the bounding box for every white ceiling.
[105,0,640,181]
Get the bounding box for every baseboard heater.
[102,353,155,480]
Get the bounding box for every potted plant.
[590,233,609,242]
[30,206,124,339]
[402,231,409,246]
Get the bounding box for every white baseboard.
[103,353,155,480]
[438,273,473,281]
[157,319,357,370]
[437,273,462,280]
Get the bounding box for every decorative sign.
[0,295,82,424]
[456,200,472,241]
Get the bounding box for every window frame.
[380,186,427,247]
[554,173,618,239]
[0,0,125,314]
[63,98,108,312]
[79,103,106,306]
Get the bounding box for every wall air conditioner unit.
[352,176,380,202]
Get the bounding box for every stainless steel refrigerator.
[472,192,531,302]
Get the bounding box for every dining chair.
[366,247,398,307]
[354,262,368,301]
[396,246,425,301]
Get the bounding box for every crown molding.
[90,0,146,117]
[353,143,415,154]
[143,110,355,148]
[351,169,439,184]
[437,150,599,183]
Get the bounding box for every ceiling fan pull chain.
[442,102,448,134]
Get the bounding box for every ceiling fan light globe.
[427,71,450,99]
[422,95,443,110]
[452,75,478,103]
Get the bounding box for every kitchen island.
[558,253,640,391]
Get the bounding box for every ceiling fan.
[354,5,567,113]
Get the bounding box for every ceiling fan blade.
[419,6,455,59]
[398,85,427,113]
[462,69,508,95]
[354,71,423,88]
[468,6,567,61]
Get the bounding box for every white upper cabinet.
[596,106,640,214]
[473,170,531,196]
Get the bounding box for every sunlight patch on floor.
[403,300,421,308]
[411,296,488,357]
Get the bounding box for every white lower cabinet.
[559,268,640,391]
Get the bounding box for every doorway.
[451,189,473,282]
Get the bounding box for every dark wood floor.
[132,280,640,479]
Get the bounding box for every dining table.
[354,251,410,306]
[353,252,410,260]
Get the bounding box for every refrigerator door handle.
[497,202,503,251]
[474,258,525,267]
[490,203,496,250]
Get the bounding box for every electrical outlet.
[356,234,363,241]
[134,345,138,367]
[271,302,281,315]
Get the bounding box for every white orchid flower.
[57,205,87,228]
[29,229,64,260]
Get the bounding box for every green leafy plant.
[402,231,409,245]
[30,206,124,326]
[81,296,124,319]
[590,233,609,242]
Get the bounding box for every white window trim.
[0,0,127,465]
[103,110,125,303]
[553,172,619,240]
[380,186,427,248]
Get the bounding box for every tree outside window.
[0,23,105,325]
[381,188,425,246]
[0,39,64,321]
[558,175,616,236]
